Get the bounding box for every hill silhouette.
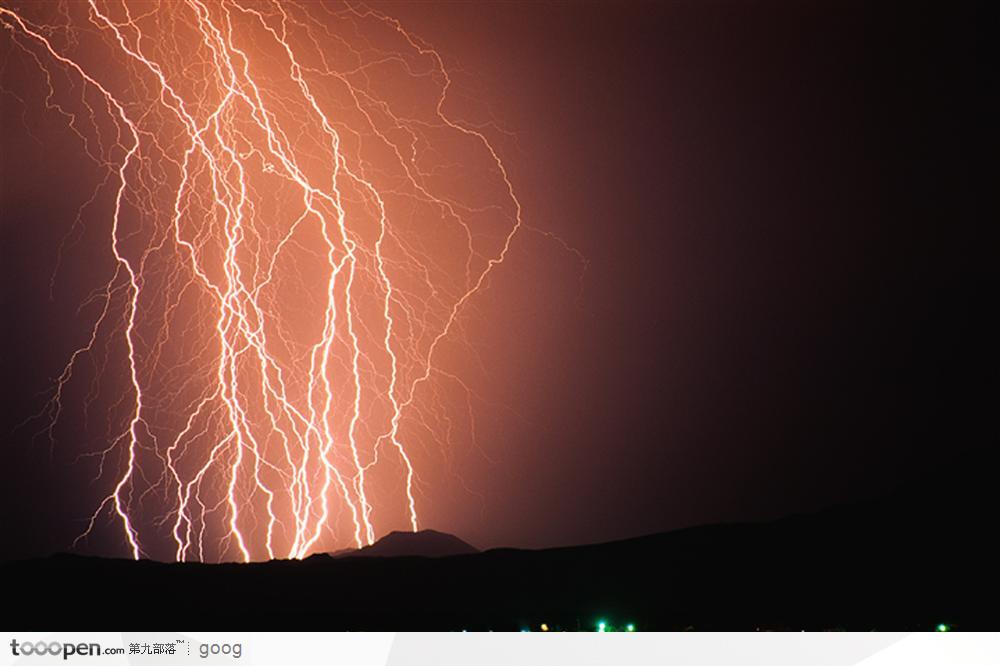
[330,529,479,559]
[1,450,994,630]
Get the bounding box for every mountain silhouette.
[332,529,479,559]
[1,449,993,630]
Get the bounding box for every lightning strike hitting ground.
[1,1,544,562]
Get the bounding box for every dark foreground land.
[2,455,996,630]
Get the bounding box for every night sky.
[1,0,990,561]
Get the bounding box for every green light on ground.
[626,624,636,632]
[936,623,951,633]
[597,621,607,632]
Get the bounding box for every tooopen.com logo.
[10,640,125,660]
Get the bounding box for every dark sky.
[1,0,991,560]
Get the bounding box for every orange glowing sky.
[0,0,558,562]
[3,0,985,567]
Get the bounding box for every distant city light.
[540,624,549,632]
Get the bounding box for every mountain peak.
[334,529,478,559]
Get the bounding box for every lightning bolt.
[1,0,564,562]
